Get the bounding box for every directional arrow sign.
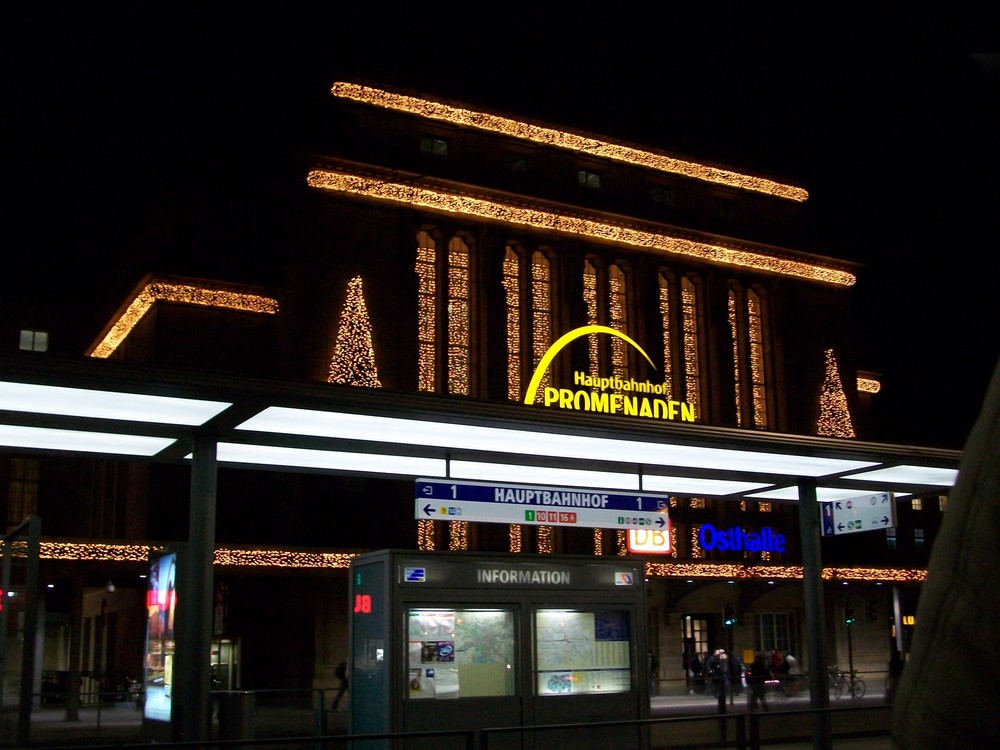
[820,492,896,537]
[416,478,671,530]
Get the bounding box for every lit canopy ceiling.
[0,353,961,503]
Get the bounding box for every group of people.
[689,649,800,711]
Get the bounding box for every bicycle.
[829,665,866,699]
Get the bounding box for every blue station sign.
[415,478,671,531]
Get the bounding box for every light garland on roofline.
[3,541,925,580]
[307,170,854,286]
[89,281,279,359]
[331,82,809,202]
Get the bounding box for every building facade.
[3,81,946,701]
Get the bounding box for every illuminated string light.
[657,274,674,400]
[817,349,856,438]
[307,170,854,286]
[609,264,629,383]
[644,562,927,583]
[691,525,704,558]
[681,278,702,417]
[2,542,926,580]
[583,261,600,382]
[729,290,742,426]
[617,529,628,556]
[89,280,278,358]
[503,247,521,401]
[447,237,471,396]
[509,524,523,553]
[537,525,553,554]
[328,276,382,387]
[593,528,604,556]
[416,232,437,392]
[531,252,552,401]
[857,377,881,394]
[449,520,469,550]
[418,519,436,551]
[748,290,768,427]
[330,82,809,201]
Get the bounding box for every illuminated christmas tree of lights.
[817,349,855,438]
[328,276,382,388]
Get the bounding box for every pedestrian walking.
[332,660,349,711]
[747,652,770,711]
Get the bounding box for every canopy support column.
[798,477,831,749]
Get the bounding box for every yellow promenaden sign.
[523,325,695,422]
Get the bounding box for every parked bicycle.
[828,665,866,699]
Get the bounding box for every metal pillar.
[175,434,218,743]
[797,478,831,749]
[0,516,41,747]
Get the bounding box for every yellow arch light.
[523,325,656,405]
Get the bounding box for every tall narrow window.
[583,260,599,382]
[608,264,629,383]
[415,231,437,393]
[657,273,675,400]
[747,289,768,428]
[728,289,742,426]
[681,277,702,419]
[416,231,475,549]
[504,247,552,551]
[530,252,552,401]
[502,247,521,401]
[7,458,39,528]
[447,237,471,396]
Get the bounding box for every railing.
[10,688,893,750]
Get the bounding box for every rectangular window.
[886,528,897,551]
[910,498,923,511]
[716,197,738,221]
[649,186,675,207]
[755,613,793,654]
[7,457,39,527]
[914,528,925,550]
[680,277,702,419]
[19,329,48,352]
[682,616,708,669]
[407,608,515,699]
[535,609,631,695]
[420,136,449,158]
[503,152,530,173]
[577,170,601,189]
[938,495,948,511]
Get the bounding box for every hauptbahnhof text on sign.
[415,479,671,530]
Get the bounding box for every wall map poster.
[535,609,631,695]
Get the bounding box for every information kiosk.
[349,550,649,749]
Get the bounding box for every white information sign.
[821,492,895,537]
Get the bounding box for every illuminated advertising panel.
[143,549,177,725]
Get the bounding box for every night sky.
[4,5,999,450]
